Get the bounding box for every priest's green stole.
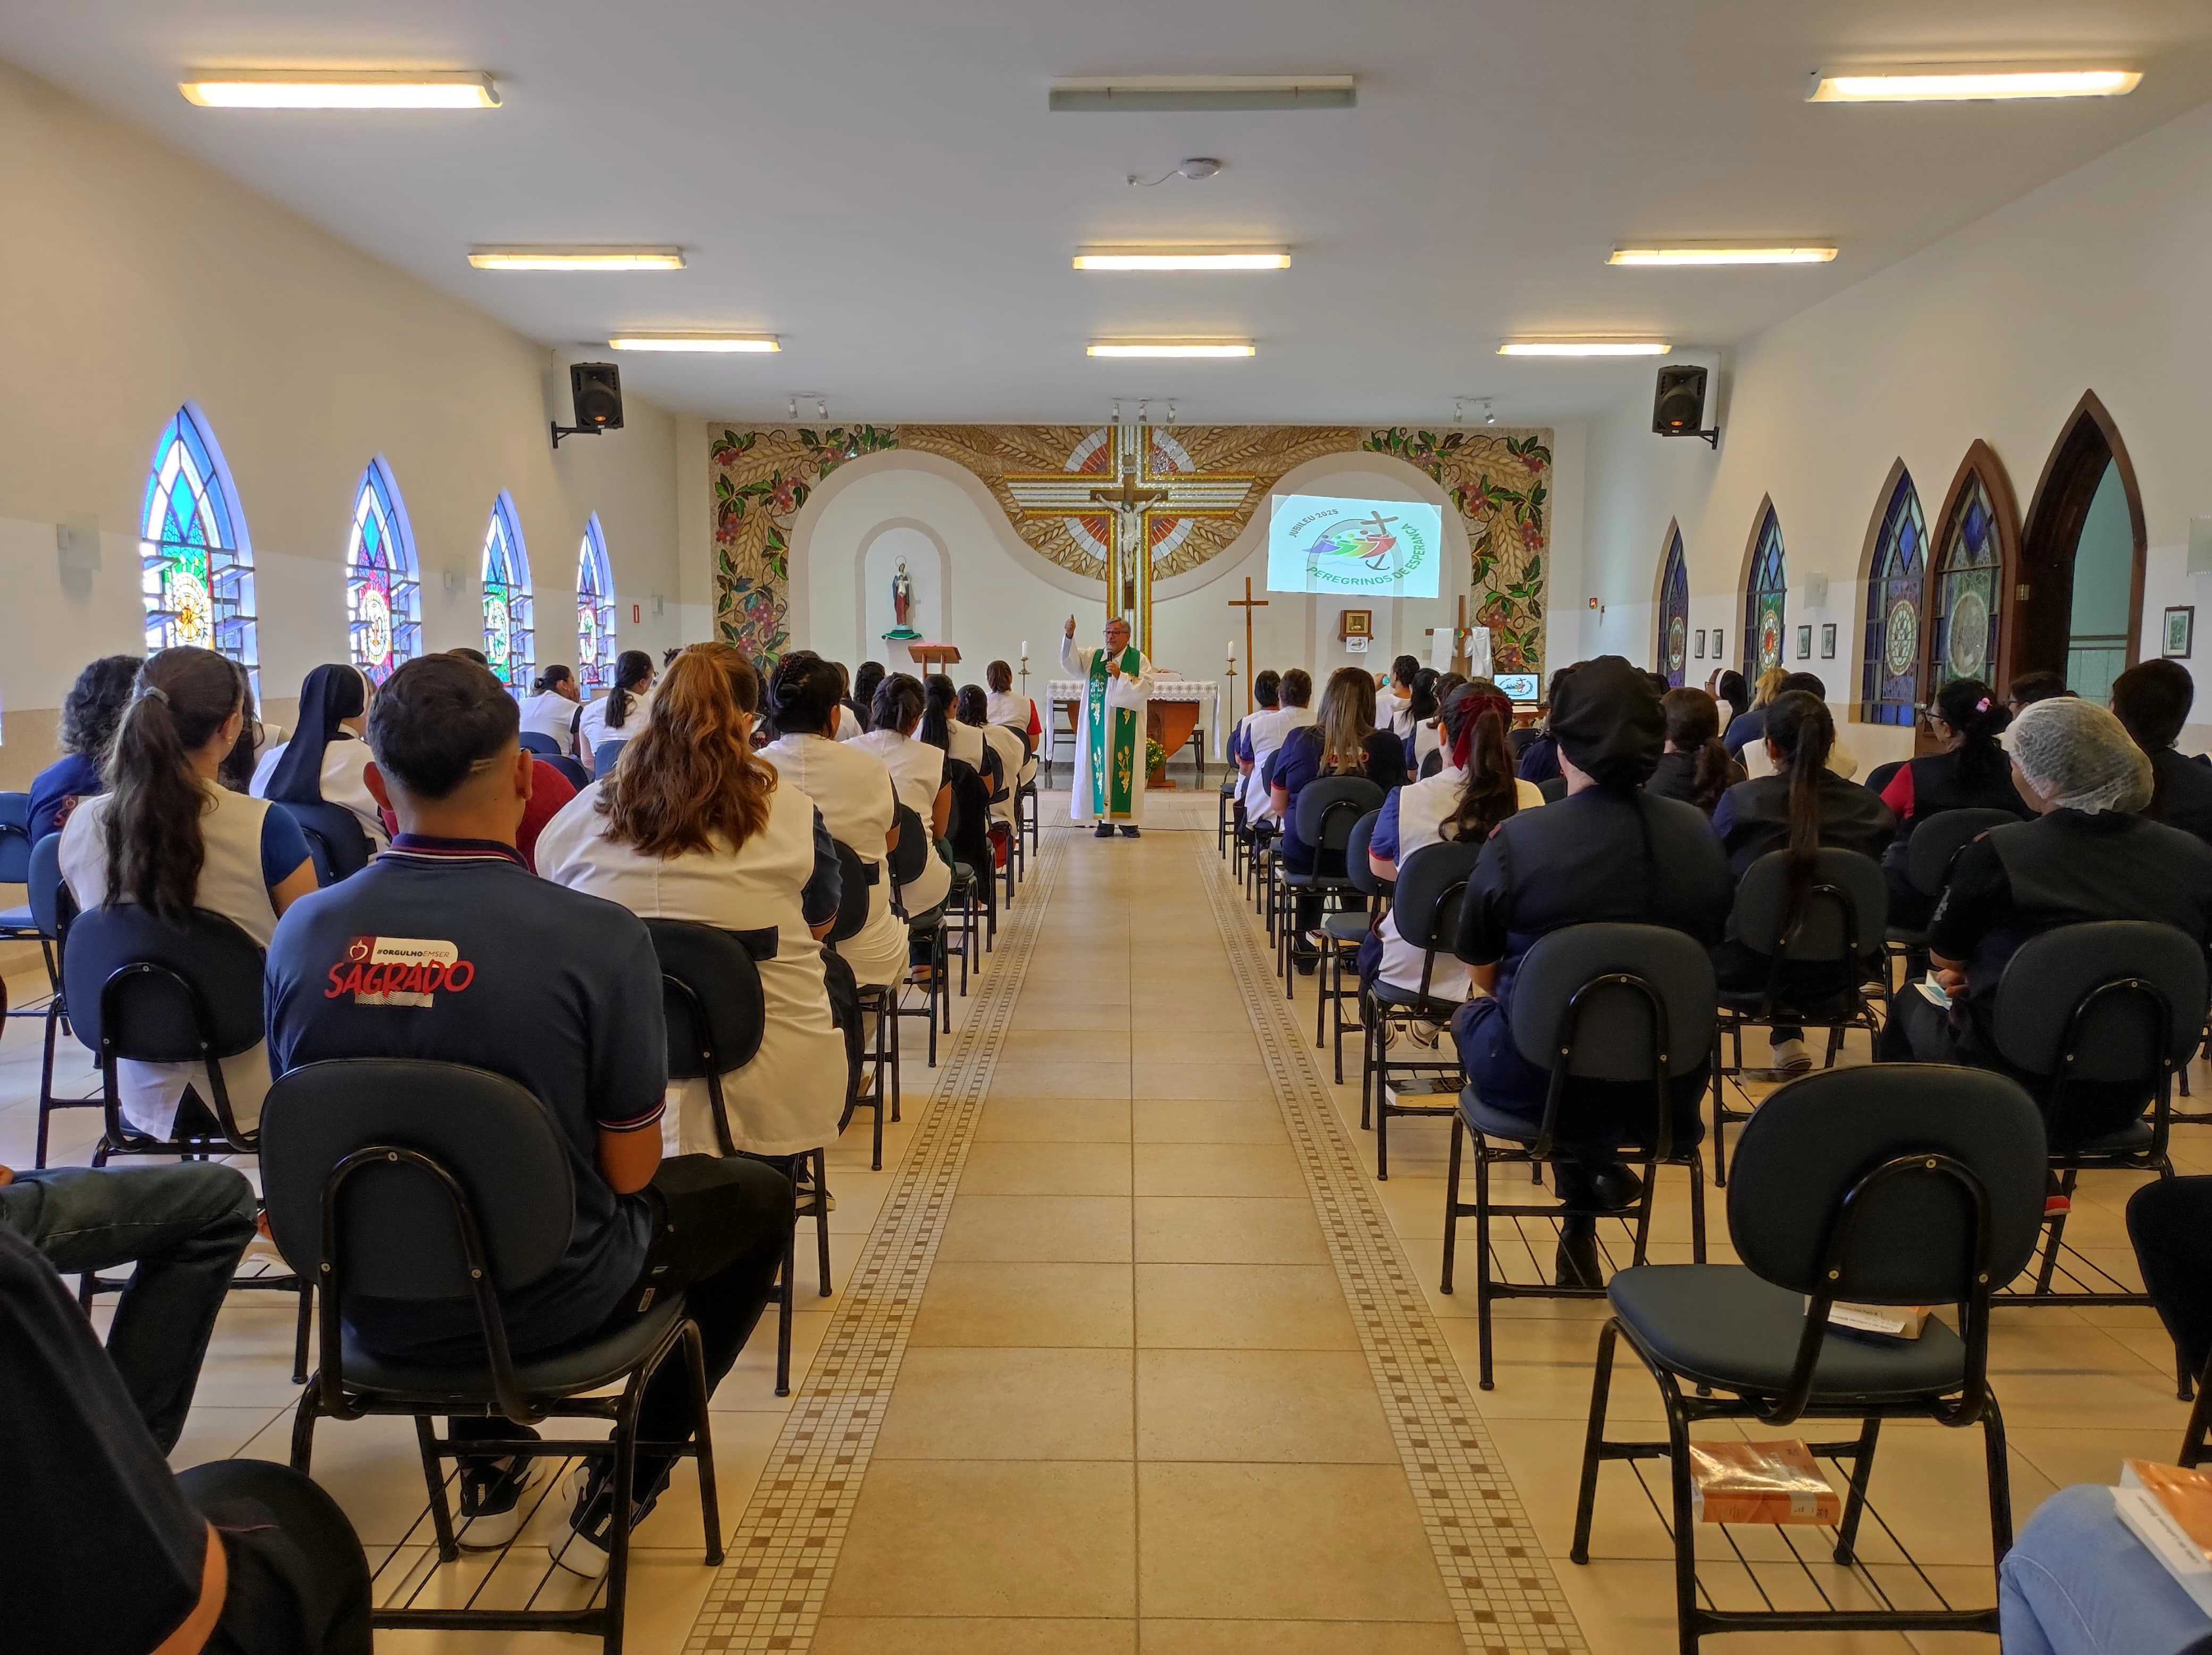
[1085,645,1144,818]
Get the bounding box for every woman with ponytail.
[1711,688,1895,1071]
[520,663,583,754]
[252,662,387,849]
[56,647,315,1139]
[960,683,1027,828]
[850,661,887,733]
[1878,676,2029,923]
[921,672,984,773]
[852,673,954,966]
[1647,688,1744,815]
[538,644,846,1157]
[578,649,656,768]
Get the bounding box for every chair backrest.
[517,731,560,756]
[647,918,770,1081]
[1728,1063,2046,1305]
[592,739,628,777]
[1728,848,1887,962]
[283,799,374,884]
[979,741,1006,801]
[827,840,874,944]
[1389,839,1482,953]
[62,905,266,1062]
[1905,807,2018,897]
[28,832,70,939]
[1293,776,1385,852]
[0,791,30,884]
[546,754,591,791]
[1345,809,1382,896]
[887,801,929,885]
[260,1058,576,1300]
[2127,1176,2212,1381]
[1864,759,1905,802]
[1537,775,1568,804]
[1002,722,1034,761]
[1507,923,1717,1080]
[1990,920,2207,1082]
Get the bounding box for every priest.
[1061,613,1156,838]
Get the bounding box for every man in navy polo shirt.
[266,654,791,1576]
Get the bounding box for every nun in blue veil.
[250,663,388,848]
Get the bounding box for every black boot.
[1554,1222,1603,1289]
[1119,825,1140,838]
[1094,823,1115,838]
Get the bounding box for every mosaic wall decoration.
[708,421,1553,670]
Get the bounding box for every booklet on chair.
[2115,1460,2212,1617]
[1688,1440,1842,1526]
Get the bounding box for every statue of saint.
[884,558,919,639]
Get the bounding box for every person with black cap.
[1449,655,1734,1287]
[250,662,388,850]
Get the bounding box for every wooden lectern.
[907,642,962,674]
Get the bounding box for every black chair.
[29,835,94,1167]
[0,791,39,955]
[1711,848,1888,1183]
[887,801,950,1066]
[546,753,591,791]
[1536,775,1568,804]
[828,840,899,1170]
[1880,806,2017,979]
[284,799,375,885]
[1315,808,1381,1082]
[2129,1176,2212,1460]
[1218,774,1242,859]
[1986,921,2201,1320]
[1863,757,1905,801]
[518,731,561,756]
[264,1059,722,1654]
[1007,724,1041,866]
[1570,1063,2046,1652]
[1363,838,1483,1179]
[1275,776,1385,994]
[942,759,993,982]
[593,738,629,778]
[1442,923,1715,1388]
[648,918,831,1399]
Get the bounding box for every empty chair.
[1315,807,1379,1082]
[1363,838,1482,1178]
[1275,775,1384,991]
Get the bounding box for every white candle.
[1226,639,1235,660]
[1021,639,1028,657]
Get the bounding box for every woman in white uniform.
[759,653,909,990]
[984,659,1040,756]
[538,643,847,1160]
[851,673,953,931]
[578,650,657,772]
[60,647,317,1140]
[518,664,583,754]
[961,684,1026,828]
[923,674,985,774]
[250,663,387,849]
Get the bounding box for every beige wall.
[0,61,683,792]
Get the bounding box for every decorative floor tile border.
[1192,836,1587,1655]
[683,830,1067,1654]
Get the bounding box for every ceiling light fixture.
[1808,65,2140,103]
[1087,340,1255,358]
[181,69,500,108]
[1073,248,1289,271]
[1608,245,1837,266]
[1498,339,1670,357]
[608,333,779,352]
[469,247,685,271]
[1050,75,1355,112]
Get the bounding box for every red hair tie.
[1448,693,1513,771]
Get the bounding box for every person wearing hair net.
[1449,657,1736,1289]
[1880,695,2212,1144]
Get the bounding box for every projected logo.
[1267,495,1443,597]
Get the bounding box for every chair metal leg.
[605,1386,640,1655]
[1659,1376,1702,1655]
[1687,1152,1708,1264]
[293,1282,314,1383]
[774,1226,795,1397]
[1831,1416,1881,1564]
[1474,1144,1495,1387]
[813,1148,833,1296]
[683,1319,725,1565]
[1440,1116,1463,1293]
[1983,1395,2016,1561]
[414,1413,460,1562]
[1710,1027,1729,1189]
[288,1385,321,1475]
[1570,1317,1621,1562]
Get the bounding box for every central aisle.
[685,795,1583,1654]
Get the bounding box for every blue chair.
[0,791,37,946]
[546,754,591,792]
[283,800,374,885]
[517,731,560,757]
[592,739,628,778]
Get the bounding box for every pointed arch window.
[577,514,617,691]
[1657,528,1690,688]
[481,492,533,693]
[1932,473,2003,690]
[1742,506,1787,679]
[346,457,420,684]
[1861,472,1928,726]
[141,404,257,693]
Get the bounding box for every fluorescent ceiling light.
[1609,245,1837,267]
[1498,339,1670,357]
[1087,340,1256,358]
[1074,248,1291,272]
[469,247,685,271]
[609,333,779,353]
[181,70,499,108]
[1809,66,2140,103]
[1050,75,1354,112]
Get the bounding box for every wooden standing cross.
[1227,576,1269,715]
[1427,595,1475,677]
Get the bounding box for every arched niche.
[2015,392,2147,700]
[857,521,949,666]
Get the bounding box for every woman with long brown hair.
[1270,666,1406,964]
[537,643,846,1157]
[1646,687,1744,815]
[56,646,317,1139]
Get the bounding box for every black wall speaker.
[571,362,624,431]
[1652,364,1717,447]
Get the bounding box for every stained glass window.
[481,491,533,695]
[1861,473,1928,726]
[1933,472,2002,690]
[141,404,257,695]
[1657,529,1690,689]
[1742,507,1787,679]
[346,457,421,685]
[577,513,617,691]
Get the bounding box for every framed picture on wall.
[1711,629,1725,665]
[1795,624,1813,661]
[1820,623,1837,660]
[2166,606,2195,659]
[1694,629,1706,659]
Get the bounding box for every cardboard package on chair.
[1688,1440,1842,1526]
[2114,1460,2212,1617]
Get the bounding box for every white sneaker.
[1769,1037,1813,1073]
[1406,1022,1441,1051]
[455,1453,544,1551]
[548,1461,671,1579]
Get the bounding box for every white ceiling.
[7,1,2211,425]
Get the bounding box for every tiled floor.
[5,781,2206,1652]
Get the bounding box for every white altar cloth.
[1044,678,1223,763]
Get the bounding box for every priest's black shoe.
[1119,825,1140,838]
[1094,824,1115,838]
[1554,1224,1603,1289]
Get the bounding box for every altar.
[1045,677,1224,775]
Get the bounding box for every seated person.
[2007,669,2073,715]
[1878,676,2027,926]
[1451,657,1734,1285]
[252,663,389,850]
[412,649,580,871]
[984,658,1041,751]
[0,1225,374,1655]
[1384,653,1422,745]
[29,653,137,840]
[2000,1482,2212,1655]
[1404,667,1444,773]
[1240,668,1314,827]
[519,662,584,755]
[851,673,954,969]
[2113,657,2212,845]
[265,654,792,1575]
[849,661,886,734]
[1645,687,1743,815]
[961,684,1026,830]
[1514,666,1581,784]
[579,649,657,773]
[1361,681,1541,1018]
[1880,695,2212,1144]
[538,643,847,1164]
[1721,665,1787,759]
[1712,689,1896,1073]
[57,647,317,1141]
[923,674,985,774]
[1273,667,1409,965]
[1737,672,1860,779]
[0,1160,256,1452]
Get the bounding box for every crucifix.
[1088,458,1170,622]
[1427,595,1476,676]
[1227,576,1269,715]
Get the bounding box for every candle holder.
[1018,654,1029,698]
